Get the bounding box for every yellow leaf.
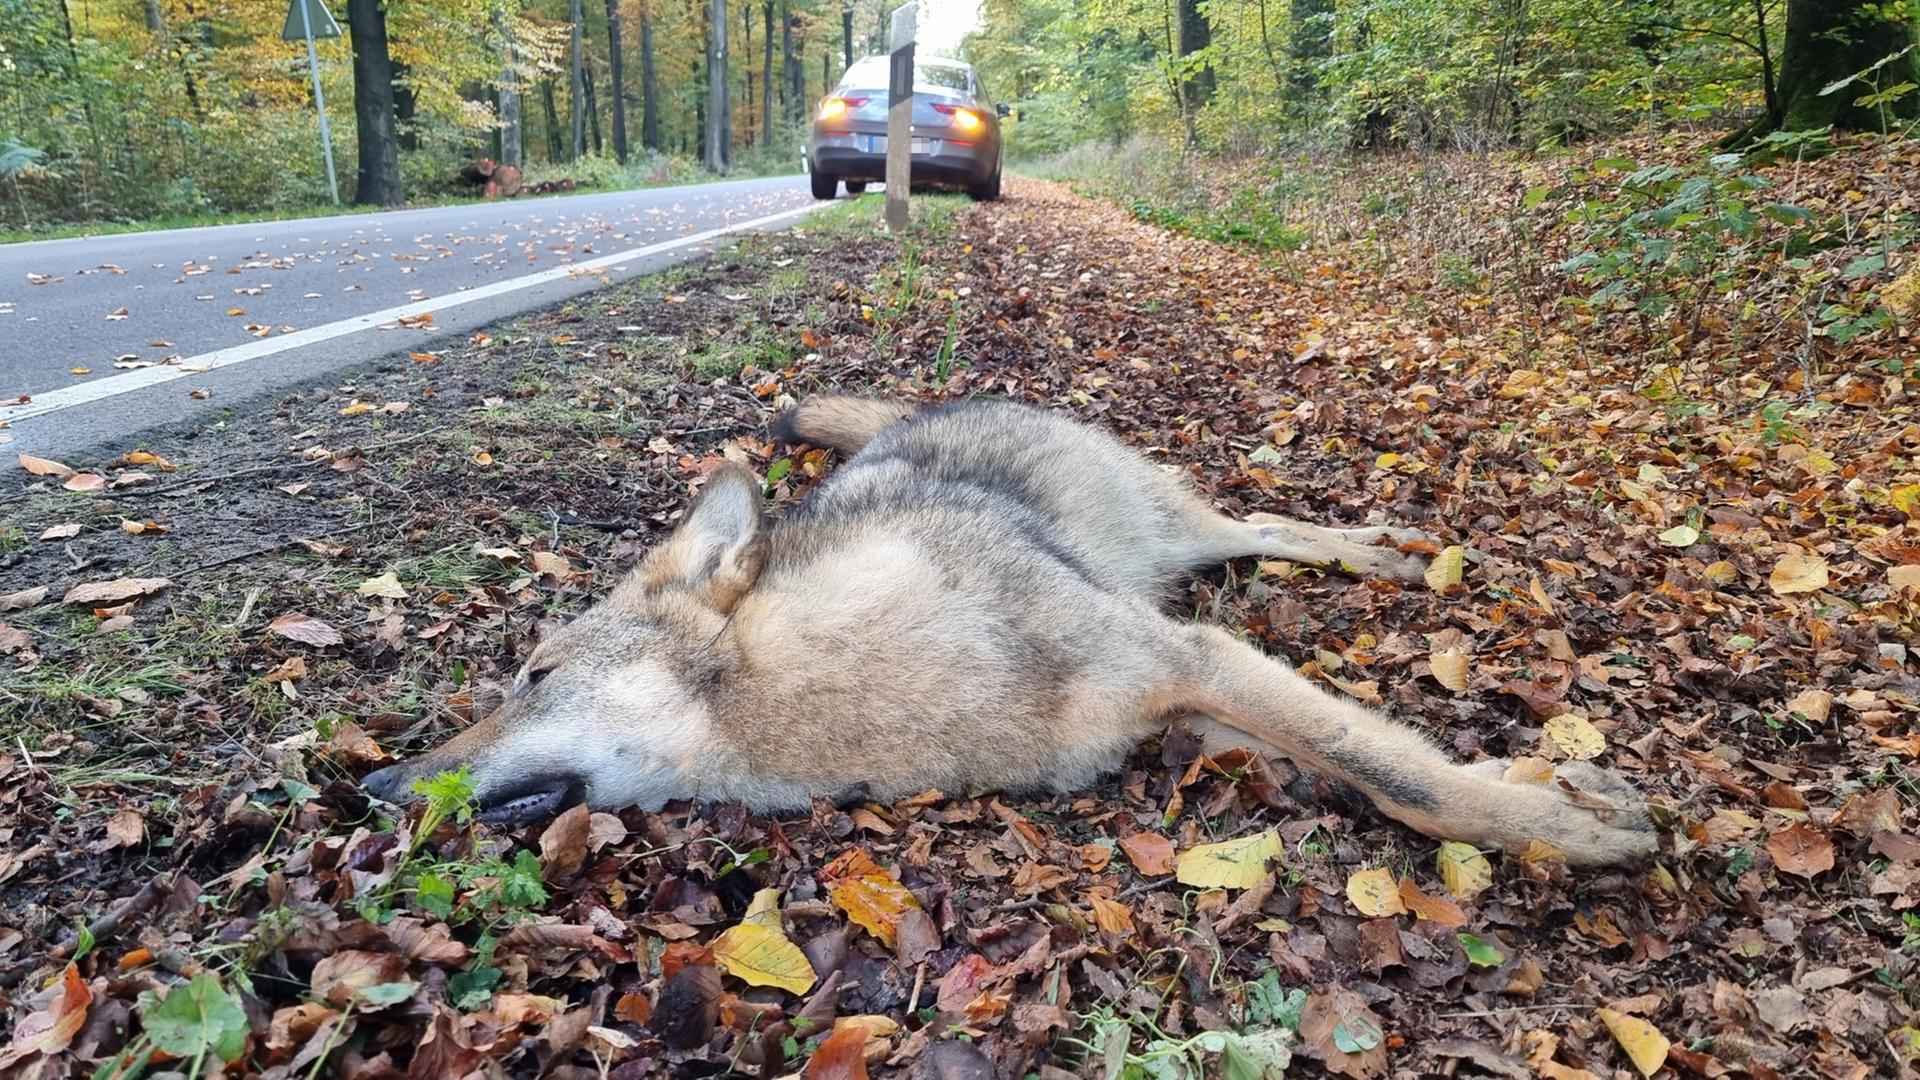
[833,1015,901,1039]
[1425,545,1465,593]
[1704,560,1739,585]
[1891,484,1920,518]
[1768,551,1828,595]
[1375,452,1401,469]
[356,571,408,599]
[1502,756,1555,784]
[1436,841,1493,898]
[1429,648,1470,692]
[742,887,784,930]
[1528,575,1556,613]
[711,921,816,996]
[1344,867,1407,916]
[1174,831,1282,889]
[1656,524,1698,547]
[1543,714,1606,760]
[340,402,375,416]
[1596,1008,1670,1078]
[473,451,494,466]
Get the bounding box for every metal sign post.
[283,0,342,205]
[885,2,916,233]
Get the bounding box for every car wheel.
[968,165,1002,203]
[845,180,868,194]
[809,169,838,200]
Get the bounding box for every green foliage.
[137,972,250,1068]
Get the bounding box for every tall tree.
[346,0,403,205]
[756,3,771,145]
[841,6,853,69]
[782,2,801,123]
[496,6,523,169]
[1774,0,1920,130]
[707,0,730,171]
[640,1,661,150]
[569,0,586,160]
[1173,0,1215,122]
[605,0,630,163]
[542,78,564,160]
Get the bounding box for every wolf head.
[359,464,766,824]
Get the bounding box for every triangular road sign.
[282,0,342,42]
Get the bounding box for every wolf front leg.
[1165,624,1656,866]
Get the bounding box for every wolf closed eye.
[362,395,1657,866]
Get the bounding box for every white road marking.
[2,200,825,425]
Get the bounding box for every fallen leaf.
[268,612,344,647]
[805,1023,870,1080]
[0,586,47,611]
[1766,822,1835,878]
[1345,867,1407,916]
[1768,551,1829,595]
[1429,647,1470,692]
[1543,714,1605,760]
[1425,545,1466,592]
[1119,831,1176,875]
[1656,524,1699,547]
[63,577,170,605]
[357,571,408,599]
[1436,841,1493,898]
[1596,1007,1670,1078]
[1176,830,1282,889]
[104,808,145,847]
[63,473,106,492]
[40,523,81,539]
[821,849,921,948]
[8,963,90,1056]
[712,921,817,995]
[1398,877,1468,926]
[18,453,75,478]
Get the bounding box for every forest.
[0,0,908,228]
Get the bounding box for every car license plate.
[863,136,934,154]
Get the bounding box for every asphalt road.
[0,174,823,455]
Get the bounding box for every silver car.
[808,56,1007,202]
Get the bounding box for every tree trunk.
[143,0,164,31]
[1173,0,1215,124]
[1775,0,1920,130]
[706,0,730,172]
[694,56,706,162]
[393,60,420,151]
[542,78,564,161]
[346,0,403,206]
[841,5,853,69]
[1288,0,1333,107]
[497,6,523,168]
[821,49,829,97]
[585,56,604,154]
[605,0,630,162]
[640,3,660,150]
[743,4,755,145]
[783,2,801,124]
[569,0,586,160]
[762,3,776,145]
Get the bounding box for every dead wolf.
[362,396,1655,866]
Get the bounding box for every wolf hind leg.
[1176,507,1434,582]
[1160,624,1656,866]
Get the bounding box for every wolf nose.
[361,763,409,803]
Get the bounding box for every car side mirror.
[995,103,1011,118]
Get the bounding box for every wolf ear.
[631,463,766,611]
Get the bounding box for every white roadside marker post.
[885,2,917,233]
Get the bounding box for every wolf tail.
[770,395,915,454]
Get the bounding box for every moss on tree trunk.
[1776,0,1920,131]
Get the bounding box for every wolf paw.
[1467,757,1658,866]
